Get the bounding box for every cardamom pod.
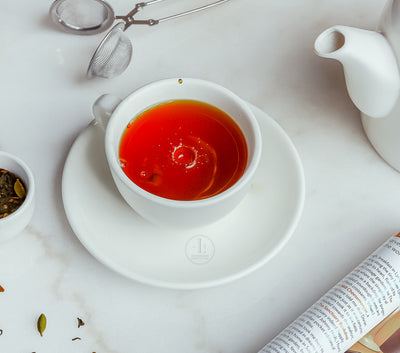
[14,179,26,199]
[37,313,47,337]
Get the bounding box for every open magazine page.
[259,233,400,353]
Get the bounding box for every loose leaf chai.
[0,169,26,218]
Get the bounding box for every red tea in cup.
[119,99,248,201]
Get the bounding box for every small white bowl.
[0,151,35,241]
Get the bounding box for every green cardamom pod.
[37,313,47,337]
[14,179,26,199]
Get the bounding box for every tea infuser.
[49,0,231,78]
[49,0,116,35]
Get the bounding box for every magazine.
[259,233,400,353]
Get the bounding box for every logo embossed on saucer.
[186,235,215,265]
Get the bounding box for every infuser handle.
[156,0,231,25]
[117,0,231,29]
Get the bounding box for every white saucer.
[62,104,305,289]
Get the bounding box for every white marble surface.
[1,0,400,352]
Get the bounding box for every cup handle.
[92,94,122,130]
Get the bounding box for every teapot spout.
[314,25,400,118]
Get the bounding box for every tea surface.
[119,100,248,201]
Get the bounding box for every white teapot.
[314,0,400,172]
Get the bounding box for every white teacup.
[93,78,262,228]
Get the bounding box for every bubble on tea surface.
[172,143,198,169]
[119,158,127,169]
[140,170,162,185]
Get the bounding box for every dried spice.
[0,329,3,336]
[77,317,85,328]
[37,313,47,336]
[72,337,81,341]
[0,169,26,219]
[14,178,26,198]
[0,285,4,292]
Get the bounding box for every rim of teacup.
[105,77,262,208]
[0,151,35,224]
